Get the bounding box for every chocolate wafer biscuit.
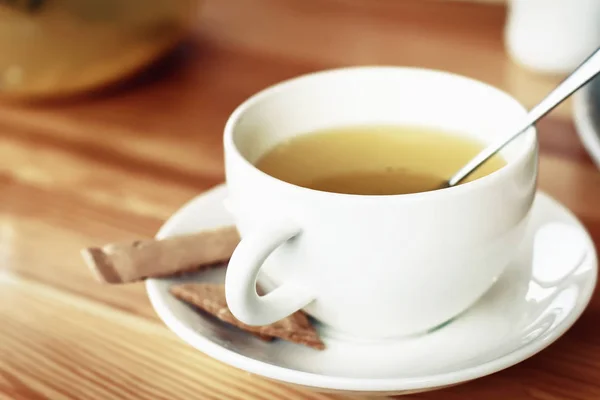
[81,226,240,284]
[170,283,325,350]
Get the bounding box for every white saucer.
[146,184,597,396]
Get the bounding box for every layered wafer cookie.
[170,283,325,350]
[81,226,240,284]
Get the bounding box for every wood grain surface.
[0,1,599,399]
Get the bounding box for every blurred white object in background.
[573,79,600,169]
[505,0,600,74]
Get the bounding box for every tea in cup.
[224,67,538,339]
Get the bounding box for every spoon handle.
[447,46,600,187]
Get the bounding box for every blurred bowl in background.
[0,0,200,100]
[505,0,600,75]
[573,76,600,169]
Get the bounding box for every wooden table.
[1,1,599,399]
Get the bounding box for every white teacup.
[223,67,538,339]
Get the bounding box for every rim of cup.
[224,66,538,203]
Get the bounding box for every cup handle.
[225,221,315,326]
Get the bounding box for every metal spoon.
[444,46,600,188]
